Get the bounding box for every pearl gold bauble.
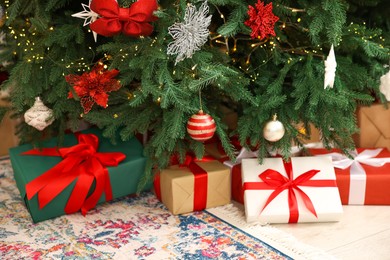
[263,114,285,142]
[187,110,216,142]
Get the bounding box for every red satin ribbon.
[179,154,216,211]
[154,154,215,211]
[243,161,337,223]
[90,0,158,37]
[23,133,126,216]
[154,173,162,201]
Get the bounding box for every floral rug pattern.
[0,158,290,259]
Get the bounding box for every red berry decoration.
[187,110,216,142]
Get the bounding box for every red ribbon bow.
[243,161,337,223]
[24,133,126,216]
[90,0,158,37]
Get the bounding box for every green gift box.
[9,128,150,223]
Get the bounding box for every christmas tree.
[0,0,389,188]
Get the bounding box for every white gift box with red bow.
[242,157,343,224]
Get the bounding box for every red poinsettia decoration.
[245,0,279,40]
[65,63,121,114]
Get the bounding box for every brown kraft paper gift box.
[156,160,231,215]
[354,104,390,150]
[0,93,19,156]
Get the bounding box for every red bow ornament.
[24,133,126,216]
[90,0,158,37]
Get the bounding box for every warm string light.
[7,18,42,60]
[347,22,387,49]
[209,4,301,67]
[209,32,230,55]
[219,5,382,70]
[209,4,297,66]
[240,12,338,68]
[5,1,386,92]
[212,5,229,53]
[275,4,305,13]
[60,55,114,76]
[6,10,145,70]
[7,19,97,68]
[232,39,237,52]
[127,92,133,99]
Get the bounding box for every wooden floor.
[274,205,390,259]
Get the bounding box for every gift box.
[219,103,238,130]
[0,111,19,156]
[9,128,150,222]
[308,148,390,205]
[354,104,390,150]
[204,141,229,160]
[295,123,321,144]
[0,93,19,156]
[154,156,231,215]
[223,161,244,204]
[204,135,242,160]
[204,139,240,203]
[242,157,343,223]
[222,148,259,204]
[204,140,255,204]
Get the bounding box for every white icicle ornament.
[24,97,55,131]
[379,70,390,101]
[324,44,337,89]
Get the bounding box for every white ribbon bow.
[327,148,390,172]
[323,148,390,204]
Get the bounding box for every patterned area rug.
[0,158,333,259]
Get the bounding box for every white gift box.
[242,157,343,224]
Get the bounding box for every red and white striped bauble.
[186,110,216,142]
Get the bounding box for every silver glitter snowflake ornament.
[167,1,212,64]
